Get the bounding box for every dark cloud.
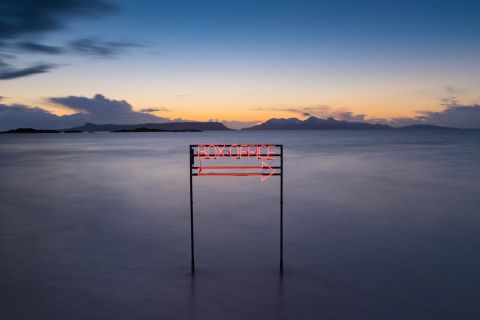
[389,104,480,128]
[0,0,143,80]
[140,107,170,113]
[0,104,79,130]
[0,0,117,39]
[69,38,141,57]
[0,61,56,80]
[16,42,64,54]
[49,94,171,125]
[0,94,173,131]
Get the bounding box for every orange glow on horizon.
[5,86,471,124]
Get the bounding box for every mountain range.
[3,117,461,133]
[64,121,230,132]
[242,116,457,130]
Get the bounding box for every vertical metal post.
[189,146,195,273]
[280,145,284,274]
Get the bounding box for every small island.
[1,128,60,134]
[1,123,211,134]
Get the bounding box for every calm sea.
[1,130,480,320]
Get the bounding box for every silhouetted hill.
[1,128,60,133]
[242,116,391,130]
[65,121,230,132]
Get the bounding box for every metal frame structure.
[189,144,284,273]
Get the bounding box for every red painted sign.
[190,144,282,181]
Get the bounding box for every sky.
[1,0,480,129]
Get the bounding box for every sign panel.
[190,144,282,181]
[188,144,284,273]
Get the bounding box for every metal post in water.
[189,146,195,273]
[280,145,284,274]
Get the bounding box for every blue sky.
[1,0,480,128]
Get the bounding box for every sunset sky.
[1,0,480,128]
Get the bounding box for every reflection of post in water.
[188,272,196,317]
[276,271,285,317]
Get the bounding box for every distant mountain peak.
[242,117,391,130]
[266,117,301,122]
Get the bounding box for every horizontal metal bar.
[192,166,281,169]
[190,144,282,147]
[192,153,281,157]
[192,173,281,176]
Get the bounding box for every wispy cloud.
[252,105,330,117]
[15,42,64,55]
[0,0,141,80]
[444,85,468,95]
[140,107,170,113]
[330,111,366,122]
[252,105,368,121]
[0,62,56,80]
[440,96,460,107]
[68,38,142,58]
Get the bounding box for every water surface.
[1,130,479,319]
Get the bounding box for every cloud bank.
[0,94,171,131]
[387,104,480,128]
